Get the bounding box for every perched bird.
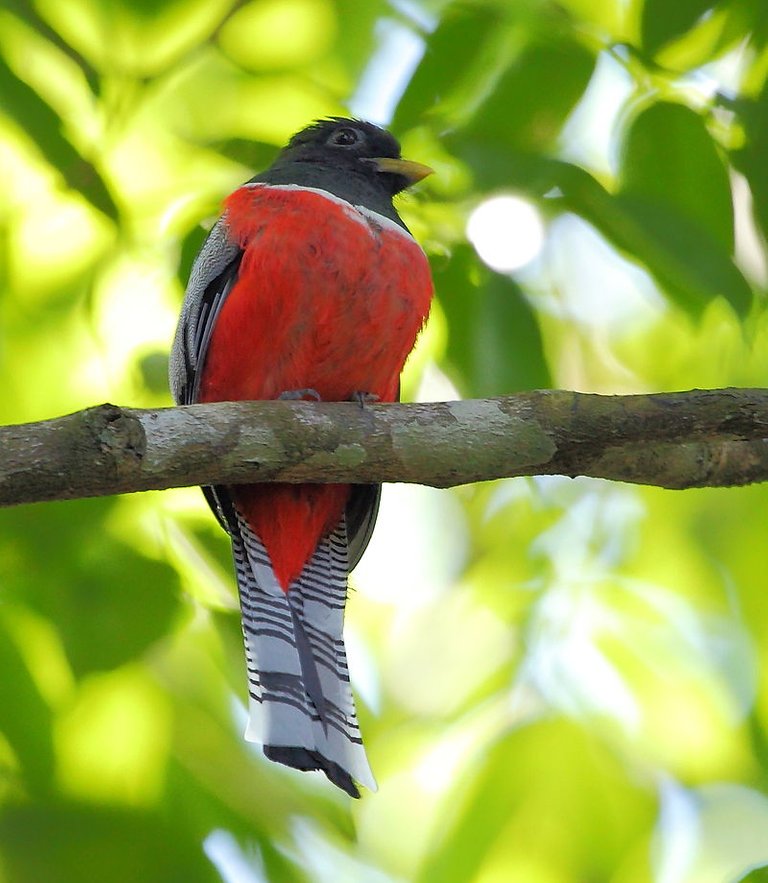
[169,118,434,797]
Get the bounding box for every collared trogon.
[169,118,434,797]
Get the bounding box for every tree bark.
[2,388,768,507]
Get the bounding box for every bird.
[169,117,434,797]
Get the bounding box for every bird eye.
[329,127,362,147]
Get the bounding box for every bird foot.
[278,388,322,402]
[351,391,379,409]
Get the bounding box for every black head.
[255,117,432,227]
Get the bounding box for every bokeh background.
[2,0,768,880]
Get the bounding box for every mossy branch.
[2,389,768,506]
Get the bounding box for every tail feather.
[232,512,376,798]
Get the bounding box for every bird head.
[257,118,433,225]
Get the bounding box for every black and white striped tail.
[232,512,376,798]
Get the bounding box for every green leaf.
[161,762,307,883]
[641,0,718,55]
[0,500,180,678]
[444,133,565,192]
[0,802,220,883]
[620,101,734,252]
[393,4,507,132]
[583,192,752,317]
[138,350,172,397]
[0,619,54,796]
[558,161,752,317]
[334,0,389,80]
[731,89,768,247]
[2,0,101,93]
[418,719,654,883]
[206,137,277,170]
[435,245,551,396]
[465,36,596,153]
[48,541,180,678]
[0,56,118,219]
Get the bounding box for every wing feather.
[169,217,242,407]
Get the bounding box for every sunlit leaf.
[641,0,717,55]
[219,0,337,71]
[655,782,768,883]
[35,0,236,77]
[598,193,752,316]
[3,0,100,93]
[418,719,655,883]
[557,0,634,38]
[0,56,118,218]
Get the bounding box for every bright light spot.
[95,254,179,382]
[466,195,545,273]
[413,700,510,795]
[414,362,461,403]
[520,579,642,730]
[204,830,266,883]
[654,782,768,883]
[733,171,768,287]
[289,818,396,883]
[414,736,468,795]
[349,18,426,124]
[559,50,634,175]
[540,213,664,329]
[345,627,381,714]
[352,484,468,608]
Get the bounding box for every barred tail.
[232,512,376,798]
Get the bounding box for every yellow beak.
[371,157,434,184]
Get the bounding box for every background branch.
[2,388,768,506]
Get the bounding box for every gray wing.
[346,485,380,572]
[169,216,242,407]
[169,216,243,532]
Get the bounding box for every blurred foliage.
[2,0,768,880]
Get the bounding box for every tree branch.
[2,389,768,506]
